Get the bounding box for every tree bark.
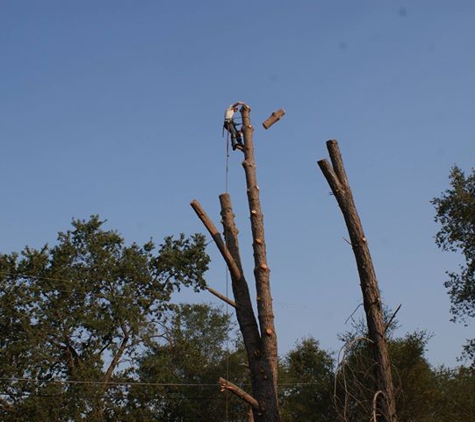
[317,140,398,422]
[240,105,279,389]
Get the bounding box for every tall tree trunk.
[240,105,279,388]
[318,140,398,422]
[190,104,280,422]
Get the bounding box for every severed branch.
[219,377,260,410]
[262,108,285,130]
[206,286,236,308]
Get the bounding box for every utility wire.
[0,377,318,388]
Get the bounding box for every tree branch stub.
[219,377,260,410]
[205,286,237,308]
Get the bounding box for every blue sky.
[2,1,475,367]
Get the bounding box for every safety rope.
[225,131,230,193]
[223,110,243,420]
[224,130,230,422]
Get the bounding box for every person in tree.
[223,101,244,151]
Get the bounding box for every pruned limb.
[206,286,236,308]
[262,108,285,130]
[190,199,242,280]
[219,377,260,410]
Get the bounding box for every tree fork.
[191,195,268,418]
[318,140,398,422]
[218,192,263,363]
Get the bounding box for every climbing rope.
[225,131,230,193]
[224,113,242,193]
[223,109,243,421]
[224,130,230,422]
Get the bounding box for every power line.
[0,377,318,388]
[0,377,223,387]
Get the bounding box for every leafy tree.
[431,365,475,422]
[389,332,436,422]
[335,319,435,422]
[432,165,475,362]
[0,216,209,421]
[279,330,449,422]
[279,337,337,422]
[127,303,250,422]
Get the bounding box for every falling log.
[262,108,286,129]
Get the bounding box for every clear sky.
[2,1,475,368]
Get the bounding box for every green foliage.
[279,331,475,422]
[279,337,337,422]
[0,216,209,421]
[390,332,435,422]
[431,366,475,422]
[334,324,436,422]
[432,165,475,361]
[127,303,249,422]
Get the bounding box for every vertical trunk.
[240,105,279,389]
[318,140,398,422]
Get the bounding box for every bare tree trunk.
[190,104,280,422]
[317,140,398,422]
[240,105,279,388]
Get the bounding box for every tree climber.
[223,101,245,151]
